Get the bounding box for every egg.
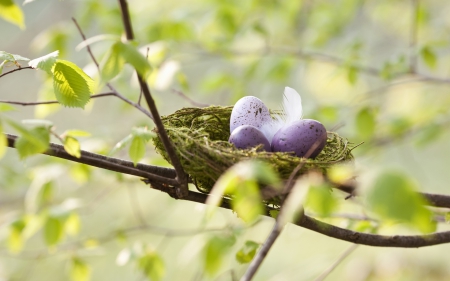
[271,119,327,158]
[229,125,271,151]
[230,96,272,134]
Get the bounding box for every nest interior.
[152,106,354,197]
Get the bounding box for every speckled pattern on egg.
[230,96,272,134]
[229,125,271,151]
[271,119,327,158]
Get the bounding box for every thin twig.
[71,18,100,69]
[172,89,210,107]
[314,244,359,281]
[71,17,154,120]
[0,92,115,106]
[0,66,34,78]
[117,0,189,198]
[241,142,320,281]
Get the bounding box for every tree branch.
[117,0,189,198]
[314,244,358,281]
[0,66,34,79]
[5,133,177,184]
[0,92,115,106]
[5,132,450,248]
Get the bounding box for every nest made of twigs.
[152,106,354,201]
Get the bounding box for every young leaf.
[64,136,81,158]
[231,180,264,223]
[0,0,25,29]
[0,51,14,62]
[366,171,435,233]
[203,235,236,276]
[0,8,23,29]
[305,182,337,217]
[137,252,165,281]
[420,46,437,69]
[0,60,5,74]
[132,127,155,141]
[65,212,81,236]
[355,107,376,139]
[101,42,126,82]
[8,219,26,253]
[236,241,260,264]
[117,42,152,78]
[43,216,64,246]
[109,134,133,156]
[11,124,50,159]
[129,135,146,165]
[28,50,59,73]
[52,60,94,108]
[63,130,91,137]
[70,257,91,281]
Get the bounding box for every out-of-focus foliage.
[1,0,450,280]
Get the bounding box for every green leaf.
[355,107,376,139]
[52,60,94,108]
[0,0,24,29]
[207,160,280,222]
[0,60,5,74]
[9,121,50,159]
[353,221,377,234]
[236,241,260,264]
[203,235,236,276]
[117,42,151,78]
[64,136,81,158]
[366,171,435,233]
[70,257,91,281]
[65,212,81,236]
[132,127,155,141]
[445,213,450,224]
[44,216,64,246]
[0,103,15,112]
[28,50,59,74]
[232,180,264,223]
[109,134,133,156]
[129,136,145,166]
[63,130,91,137]
[70,164,91,184]
[137,252,165,281]
[305,182,338,217]
[38,181,54,206]
[0,51,14,62]
[101,42,126,82]
[420,46,437,69]
[8,219,26,253]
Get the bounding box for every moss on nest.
[153,106,354,197]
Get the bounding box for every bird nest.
[152,106,354,201]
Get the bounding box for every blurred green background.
[2,0,450,280]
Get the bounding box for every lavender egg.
[271,119,327,158]
[229,125,271,151]
[230,96,271,134]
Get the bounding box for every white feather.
[260,87,303,143]
[283,87,303,124]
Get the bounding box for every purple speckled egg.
[230,96,271,134]
[271,119,327,158]
[229,125,271,151]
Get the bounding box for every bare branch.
[117,0,189,198]
[5,133,177,184]
[0,66,34,78]
[314,244,358,281]
[172,89,210,107]
[71,18,101,70]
